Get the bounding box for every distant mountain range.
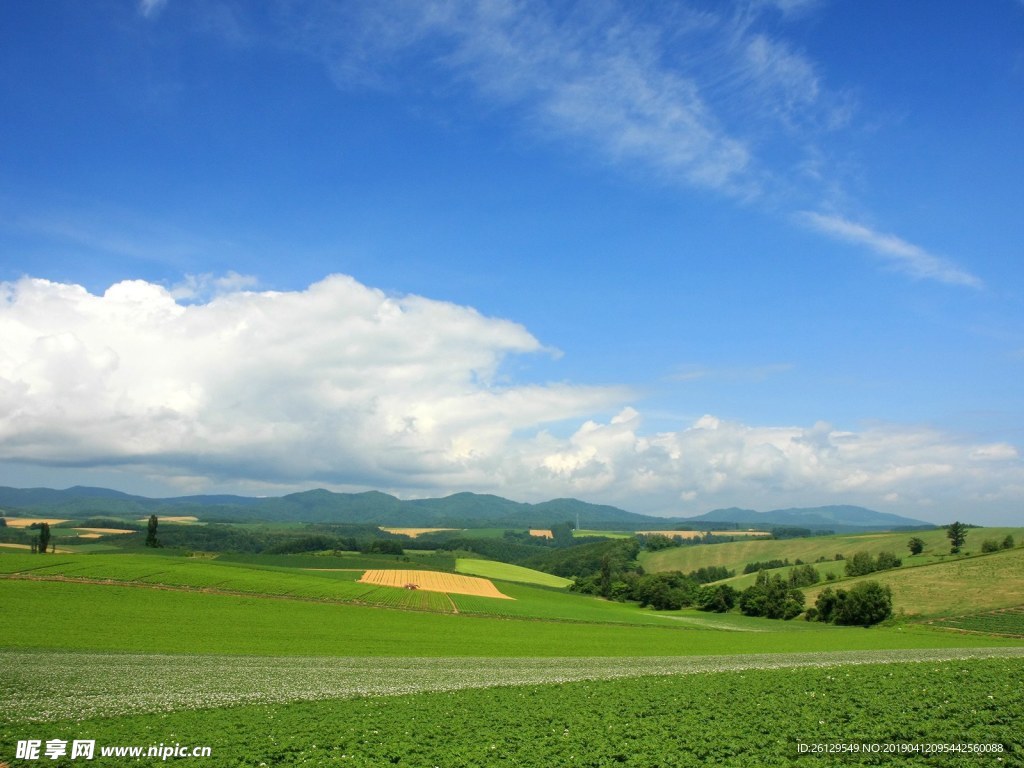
[681,505,934,533]
[0,485,935,532]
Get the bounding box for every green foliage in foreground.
[3,658,1021,766]
[4,579,1023,658]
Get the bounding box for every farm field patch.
[0,518,68,528]
[378,527,460,537]
[358,569,512,599]
[639,529,772,538]
[3,647,1023,724]
[925,607,1024,637]
[71,527,135,535]
[3,656,1022,766]
[455,558,572,588]
[4,579,1022,658]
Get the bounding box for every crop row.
[4,647,1024,724]
[936,607,1024,637]
[3,655,1023,766]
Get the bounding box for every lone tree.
[946,521,968,554]
[145,514,160,548]
[38,522,51,554]
[908,536,925,556]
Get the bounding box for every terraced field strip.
[358,569,513,599]
[5,647,1024,724]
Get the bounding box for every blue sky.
[1,0,1022,524]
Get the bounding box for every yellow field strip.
[1,518,69,528]
[73,527,136,535]
[529,529,553,539]
[0,543,74,553]
[358,569,513,599]
[378,527,460,538]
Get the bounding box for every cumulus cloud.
[0,275,623,489]
[527,412,1023,519]
[1,274,1021,521]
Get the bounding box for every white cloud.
[798,211,984,288]
[138,0,168,19]
[1,274,1019,522]
[288,0,840,197]
[0,275,622,489]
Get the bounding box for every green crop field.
[455,557,573,587]
[925,607,1024,638]
[3,651,1023,766]
[5,541,1024,767]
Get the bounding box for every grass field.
[641,526,1024,575]
[5,539,1024,767]
[802,546,1024,618]
[455,557,573,588]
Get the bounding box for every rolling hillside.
[640,526,1023,576]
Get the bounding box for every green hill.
[640,526,1024,576]
[682,504,931,532]
[0,485,667,529]
[802,546,1024,618]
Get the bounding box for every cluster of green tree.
[62,517,143,531]
[544,538,642,583]
[737,571,805,619]
[806,582,892,626]
[575,570,726,610]
[639,533,684,551]
[687,565,733,583]
[570,542,736,610]
[769,526,820,539]
[785,564,821,588]
[742,558,793,574]
[946,521,968,554]
[152,522,406,555]
[844,551,901,577]
[981,535,1015,553]
[695,583,739,612]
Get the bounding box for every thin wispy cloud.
[138,0,168,19]
[798,211,984,289]
[272,1,967,288]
